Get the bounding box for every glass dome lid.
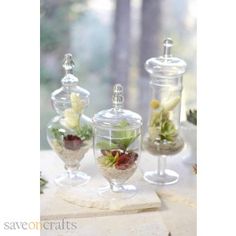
[51,53,90,114]
[145,38,187,78]
[93,84,142,130]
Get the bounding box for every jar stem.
[110,182,123,192]
[157,156,167,176]
[65,163,80,178]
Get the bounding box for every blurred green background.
[41,0,196,149]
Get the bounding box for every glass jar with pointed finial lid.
[143,38,187,185]
[93,84,142,199]
[47,54,93,186]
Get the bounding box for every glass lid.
[51,54,90,114]
[93,84,142,130]
[145,38,187,78]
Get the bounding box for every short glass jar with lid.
[143,38,187,185]
[93,84,142,199]
[47,54,93,186]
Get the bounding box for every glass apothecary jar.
[93,84,142,199]
[143,38,187,185]
[47,54,93,186]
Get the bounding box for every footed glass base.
[98,184,137,200]
[144,169,179,185]
[55,171,90,187]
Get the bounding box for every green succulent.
[50,127,65,141]
[149,109,177,142]
[112,120,139,150]
[187,109,197,126]
[96,140,118,150]
[96,120,140,151]
[76,124,93,141]
[159,119,177,142]
[99,153,118,167]
[40,173,48,194]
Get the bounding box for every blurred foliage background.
[41,0,196,149]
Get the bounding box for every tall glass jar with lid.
[143,38,187,185]
[47,54,93,186]
[93,84,142,199]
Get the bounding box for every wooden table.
[40,148,196,236]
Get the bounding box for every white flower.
[64,108,79,129]
[70,93,85,113]
[162,96,180,112]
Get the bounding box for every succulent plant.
[96,120,140,151]
[50,127,65,141]
[115,152,138,170]
[75,125,93,141]
[159,119,177,142]
[187,109,197,126]
[148,96,180,142]
[50,92,92,148]
[63,135,83,150]
[96,120,139,170]
[98,149,138,170]
[112,120,140,150]
[99,150,119,167]
[40,173,48,194]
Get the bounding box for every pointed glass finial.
[112,84,124,110]
[163,38,173,57]
[61,53,78,86]
[63,53,75,74]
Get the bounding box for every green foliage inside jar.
[49,92,93,151]
[148,96,180,143]
[96,120,139,170]
[144,96,185,155]
[50,125,92,151]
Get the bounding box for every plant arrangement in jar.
[143,38,187,185]
[47,54,93,186]
[49,92,92,166]
[93,84,142,199]
[96,120,140,184]
[144,95,182,156]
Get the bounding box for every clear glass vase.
[143,38,187,185]
[93,84,142,199]
[47,54,93,186]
